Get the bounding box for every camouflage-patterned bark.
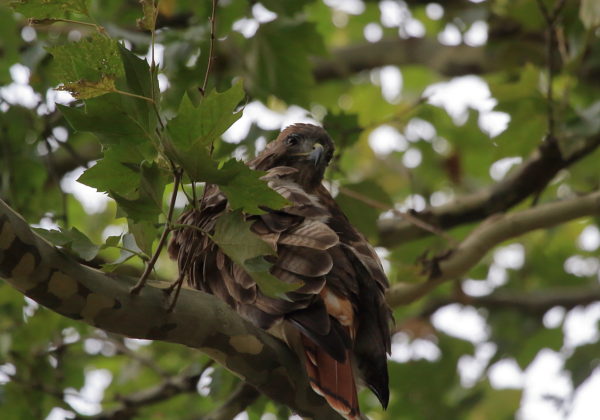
[0,199,341,419]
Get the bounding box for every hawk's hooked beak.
[309,143,324,166]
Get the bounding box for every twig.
[148,1,166,131]
[338,186,457,245]
[200,0,219,97]
[535,0,568,137]
[130,169,183,294]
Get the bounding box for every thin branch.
[378,132,600,247]
[131,169,182,294]
[148,0,165,132]
[419,286,600,319]
[338,186,457,245]
[535,0,568,136]
[86,361,214,420]
[386,190,600,308]
[200,0,219,96]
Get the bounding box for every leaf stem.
[149,1,166,131]
[113,88,155,103]
[29,18,107,36]
[130,168,182,295]
[200,0,219,97]
[107,245,149,261]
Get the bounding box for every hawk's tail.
[301,335,360,420]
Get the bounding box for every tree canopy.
[1,0,600,419]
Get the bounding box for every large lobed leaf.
[164,82,287,214]
[11,0,89,19]
[247,20,325,106]
[211,210,300,298]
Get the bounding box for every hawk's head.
[250,123,334,190]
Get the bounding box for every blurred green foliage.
[1,0,600,419]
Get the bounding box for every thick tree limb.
[386,190,600,308]
[2,188,599,415]
[378,133,600,247]
[313,38,489,80]
[0,199,341,420]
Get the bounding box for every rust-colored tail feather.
[301,335,359,420]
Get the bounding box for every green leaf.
[48,33,123,86]
[103,235,122,248]
[515,327,563,369]
[466,384,522,420]
[488,64,546,156]
[259,0,313,15]
[166,82,244,152]
[58,93,156,149]
[127,221,158,256]
[212,210,274,263]
[112,162,168,223]
[139,161,167,211]
[248,20,325,106]
[218,159,288,214]
[118,43,155,100]
[11,0,89,19]
[34,227,99,261]
[323,112,361,151]
[564,339,600,389]
[211,210,301,298]
[0,6,20,84]
[102,233,143,271]
[77,159,140,198]
[114,192,161,223]
[164,82,244,182]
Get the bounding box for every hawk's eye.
[286,133,300,146]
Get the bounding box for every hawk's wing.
[168,167,391,419]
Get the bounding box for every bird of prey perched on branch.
[169,123,393,419]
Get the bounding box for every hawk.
[168,123,393,419]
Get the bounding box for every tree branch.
[386,190,600,308]
[420,286,600,319]
[0,199,341,420]
[86,362,213,420]
[313,38,489,81]
[378,132,600,247]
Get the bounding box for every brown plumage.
[168,123,393,419]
